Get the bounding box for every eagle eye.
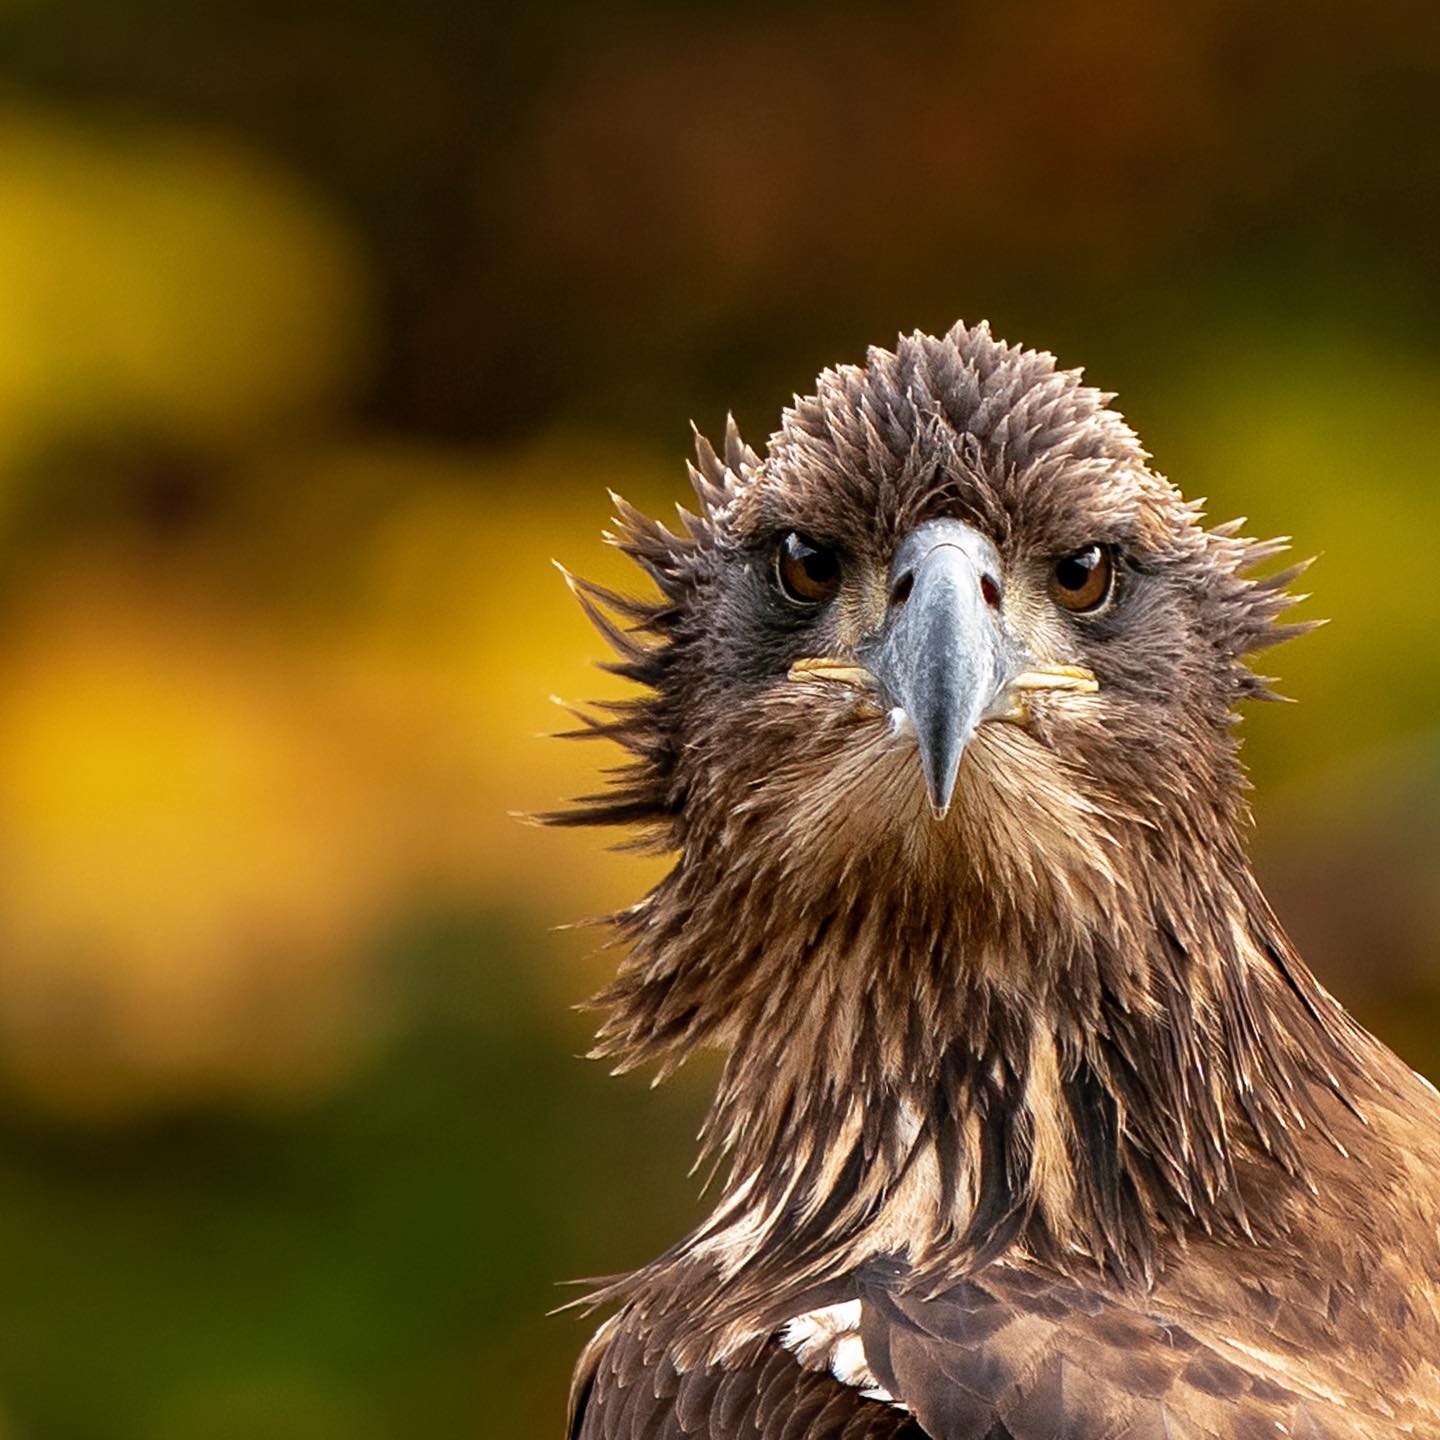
[1049,545,1114,614]
[774,532,841,605]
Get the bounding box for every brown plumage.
[550,321,1440,1439]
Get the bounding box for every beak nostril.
[980,573,1002,610]
[891,571,915,606]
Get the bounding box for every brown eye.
[775,532,842,605]
[1049,545,1114,613]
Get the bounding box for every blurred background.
[0,1,1437,1435]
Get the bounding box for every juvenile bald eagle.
[551,322,1440,1438]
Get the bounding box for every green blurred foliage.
[0,915,708,1438]
[0,1,1436,1436]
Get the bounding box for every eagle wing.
[572,1251,1412,1440]
[853,1264,1358,1440]
[569,1310,923,1440]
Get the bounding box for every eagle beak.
[788,519,1100,821]
[862,520,1013,818]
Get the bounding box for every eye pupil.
[776,532,842,604]
[1049,544,1114,613]
[802,550,837,584]
[1055,551,1098,591]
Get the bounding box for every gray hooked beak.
[862,519,1014,818]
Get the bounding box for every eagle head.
[556,322,1310,1056]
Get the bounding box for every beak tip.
[922,754,962,821]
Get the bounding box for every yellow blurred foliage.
[0,441,674,1114]
[1162,332,1440,790]
[0,565,393,1113]
[0,105,369,476]
[0,85,675,1117]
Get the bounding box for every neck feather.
[588,812,1371,1334]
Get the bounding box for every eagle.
[549,321,1440,1439]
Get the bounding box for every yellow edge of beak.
[788,658,1099,696]
[1008,665,1100,695]
[787,658,879,687]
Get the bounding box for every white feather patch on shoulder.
[779,1299,861,1364]
[778,1300,903,1408]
